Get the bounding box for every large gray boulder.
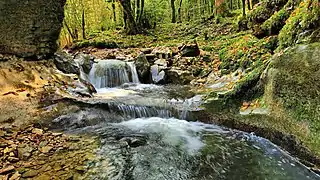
[0,0,66,58]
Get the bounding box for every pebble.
[9,171,21,180]
[40,146,53,153]
[0,166,15,174]
[7,157,19,163]
[22,169,38,178]
[31,128,43,136]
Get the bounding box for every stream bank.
[1,43,320,179]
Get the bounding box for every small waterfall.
[88,60,140,88]
[127,62,140,83]
[110,104,173,119]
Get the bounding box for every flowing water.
[55,60,320,180]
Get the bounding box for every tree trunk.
[171,0,176,23]
[119,0,139,34]
[139,0,144,22]
[247,0,251,10]
[82,9,86,39]
[136,0,140,21]
[215,0,225,15]
[64,21,76,40]
[178,0,183,22]
[112,0,116,23]
[242,0,246,16]
[123,10,127,29]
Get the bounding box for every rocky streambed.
[1,44,320,179]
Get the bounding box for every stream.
[53,60,320,180]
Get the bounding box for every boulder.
[54,52,80,75]
[74,53,95,74]
[0,0,66,58]
[145,54,156,63]
[265,43,320,126]
[151,65,166,84]
[179,43,200,57]
[151,47,172,59]
[165,68,194,85]
[141,48,153,54]
[154,59,168,67]
[134,53,150,83]
[68,79,97,98]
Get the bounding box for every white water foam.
[117,117,228,154]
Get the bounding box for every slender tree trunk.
[242,0,246,16]
[119,0,139,34]
[123,10,127,29]
[178,0,183,22]
[247,0,251,10]
[132,0,136,18]
[82,9,86,39]
[112,0,116,23]
[64,21,76,40]
[136,0,140,21]
[139,0,144,22]
[171,0,176,23]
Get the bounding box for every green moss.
[278,0,320,49]
[73,39,119,49]
[261,9,289,35]
[217,34,272,74]
[265,43,320,156]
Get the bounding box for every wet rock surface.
[54,52,80,75]
[134,53,150,83]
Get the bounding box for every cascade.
[88,60,140,88]
[127,62,140,83]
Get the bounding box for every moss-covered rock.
[72,40,119,50]
[244,0,288,33]
[261,0,301,36]
[265,43,320,154]
[278,0,320,49]
[217,34,273,75]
